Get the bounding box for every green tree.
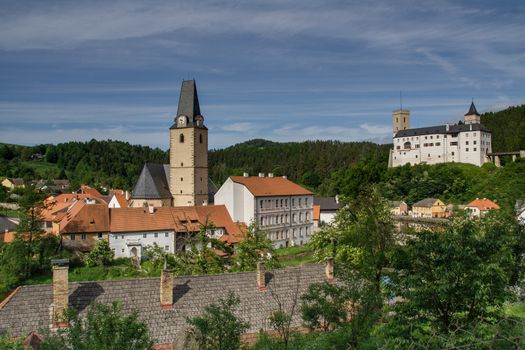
[15,185,48,278]
[0,335,24,350]
[378,213,525,347]
[310,186,395,299]
[86,240,114,267]
[186,291,249,350]
[231,223,278,272]
[40,302,154,350]
[300,282,347,331]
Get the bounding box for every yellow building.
[411,198,447,218]
[1,177,25,190]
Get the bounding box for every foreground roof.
[230,176,313,197]
[0,264,326,344]
[395,122,490,138]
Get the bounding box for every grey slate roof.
[465,101,480,116]
[314,197,341,211]
[413,198,439,208]
[170,80,204,129]
[0,264,326,345]
[132,163,172,199]
[0,216,17,232]
[395,122,490,138]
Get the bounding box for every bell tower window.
[199,134,203,143]
[180,134,184,143]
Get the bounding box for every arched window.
[199,134,203,143]
[180,134,184,143]
[404,141,411,149]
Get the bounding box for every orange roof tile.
[313,205,321,221]
[59,201,110,233]
[230,176,312,197]
[110,207,201,233]
[113,192,129,208]
[466,198,500,211]
[195,205,243,244]
[79,185,102,198]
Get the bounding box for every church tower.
[169,80,209,206]
[392,109,410,137]
[464,101,481,124]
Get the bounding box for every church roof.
[465,101,480,116]
[132,163,172,199]
[394,122,490,138]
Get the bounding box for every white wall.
[109,230,175,259]
[320,212,335,225]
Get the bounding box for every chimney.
[469,124,473,131]
[446,124,450,131]
[258,173,265,178]
[256,261,266,291]
[282,175,287,179]
[243,172,249,177]
[51,259,69,328]
[335,195,339,204]
[268,173,274,178]
[160,269,174,309]
[325,257,334,282]
[125,191,130,200]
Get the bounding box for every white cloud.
[220,122,254,133]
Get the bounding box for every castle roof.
[394,122,490,138]
[465,101,480,116]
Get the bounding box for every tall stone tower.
[392,109,410,136]
[169,80,209,206]
[464,101,481,124]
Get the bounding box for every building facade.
[411,198,447,218]
[215,173,314,248]
[390,102,492,167]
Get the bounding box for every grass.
[21,160,60,178]
[274,244,316,267]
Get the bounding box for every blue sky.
[1,0,524,150]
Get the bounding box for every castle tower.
[169,80,208,206]
[392,109,410,137]
[464,101,481,124]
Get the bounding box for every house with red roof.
[215,173,314,248]
[465,198,500,218]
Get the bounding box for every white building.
[390,102,492,167]
[109,205,241,260]
[215,173,314,248]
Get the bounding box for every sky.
[0,0,524,150]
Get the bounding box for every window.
[199,134,203,143]
[81,233,87,240]
[436,142,441,146]
[181,162,183,166]
[143,233,147,238]
[70,234,75,241]
[154,232,158,238]
[474,148,477,151]
[121,248,124,253]
[180,134,184,143]
[466,141,469,145]
[164,245,169,251]
[450,141,458,146]
[98,233,103,239]
[474,141,477,145]
[121,235,124,239]
[466,148,469,152]
[415,155,418,158]
[452,152,455,156]
[181,177,183,182]
[165,232,169,237]
[396,146,400,150]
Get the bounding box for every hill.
[481,104,525,152]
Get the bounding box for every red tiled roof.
[58,201,110,234]
[230,176,312,197]
[195,205,243,244]
[79,185,102,198]
[110,207,201,233]
[466,198,500,211]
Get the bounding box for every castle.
[389,102,493,167]
[129,80,216,207]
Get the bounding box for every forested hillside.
[481,104,525,152]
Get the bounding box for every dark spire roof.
[176,80,201,120]
[465,101,480,116]
[132,163,172,199]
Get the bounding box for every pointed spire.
[465,101,480,116]
[176,79,201,120]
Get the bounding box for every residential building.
[40,193,102,232]
[0,261,331,349]
[54,201,110,252]
[1,178,25,190]
[130,80,216,208]
[215,173,314,248]
[389,200,408,216]
[313,196,341,225]
[107,189,130,208]
[109,205,241,260]
[390,102,492,167]
[412,198,447,218]
[465,198,500,218]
